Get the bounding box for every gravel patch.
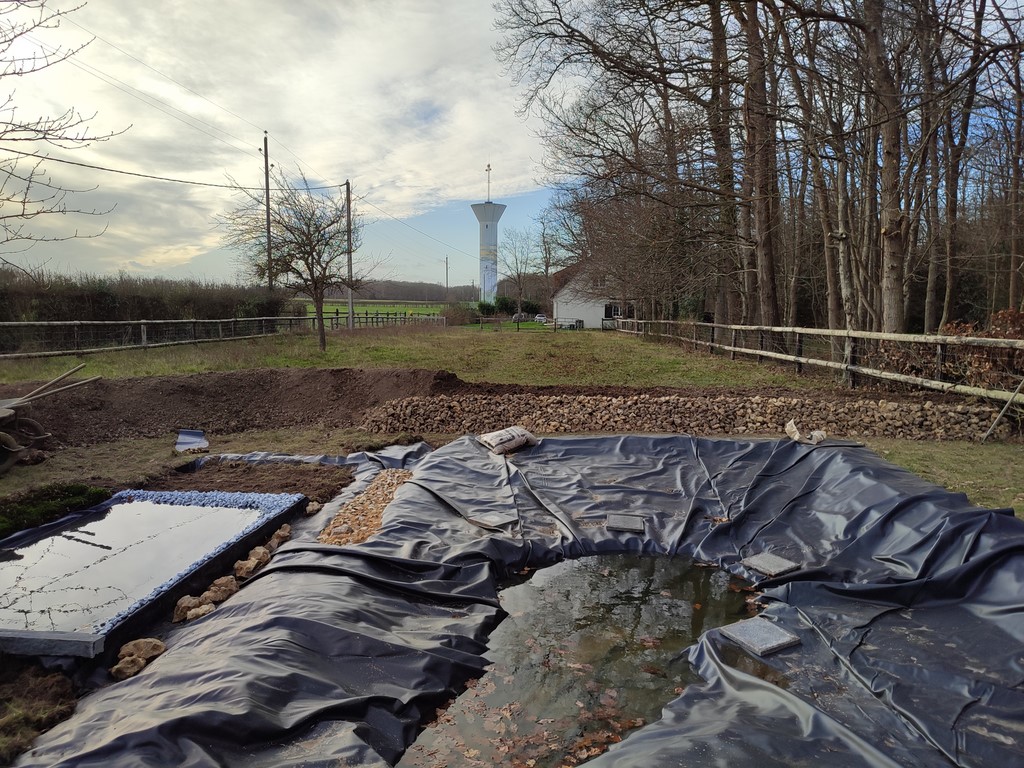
[360,393,1010,441]
[319,469,414,546]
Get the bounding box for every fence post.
[794,332,803,374]
[935,342,946,382]
[758,330,765,364]
[844,336,859,388]
[730,329,737,360]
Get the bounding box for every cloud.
[3,0,547,284]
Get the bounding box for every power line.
[356,193,476,259]
[23,16,478,262]
[58,15,265,134]
[0,147,343,191]
[25,33,260,160]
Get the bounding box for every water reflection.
[399,554,750,768]
[0,500,261,634]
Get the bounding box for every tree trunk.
[864,0,906,333]
[314,293,327,352]
[735,0,782,328]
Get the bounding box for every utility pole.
[445,255,449,302]
[263,131,272,291]
[345,180,354,330]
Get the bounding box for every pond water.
[0,499,262,636]
[399,554,752,768]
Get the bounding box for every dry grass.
[0,657,76,765]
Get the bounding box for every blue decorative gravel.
[113,489,304,514]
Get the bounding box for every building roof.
[551,263,586,299]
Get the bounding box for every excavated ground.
[0,366,1009,499]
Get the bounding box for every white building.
[551,266,630,329]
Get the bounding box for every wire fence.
[0,313,446,359]
[616,319,1024,405]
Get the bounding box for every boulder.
[109,655,147,681]
[117,638,166,661]
[185,603,215,622]
[172,595,204,623]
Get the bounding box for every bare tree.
[222,167,367,351]
[498,225,539,316]
[0,1,119,277]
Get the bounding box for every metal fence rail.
[0,312,445,359]
[616,319,1024,405]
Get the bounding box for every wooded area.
[495,0,1024,333]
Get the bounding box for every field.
[305,299,447,317]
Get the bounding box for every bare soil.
[139,460,354,502]
[0,366,874,449]
[0,368,466,447]
[0,366,959,503]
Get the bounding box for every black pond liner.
[14,435,1024,767]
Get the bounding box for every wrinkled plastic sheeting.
[18,435,1024,767]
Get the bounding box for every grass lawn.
[0,327,833,389]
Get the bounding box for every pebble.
[319,470,413,546]
[358,394,1008,442]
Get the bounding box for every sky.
[5,0,552,288]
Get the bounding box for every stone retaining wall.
[360,393,1012,441]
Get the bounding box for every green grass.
[0,484,112,540]
[863,438,1024,512]
[0,327,831,389]
[307,301,444,316]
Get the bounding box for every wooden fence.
[616,319,1024,406]
[0,312,446,359]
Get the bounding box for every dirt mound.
[1,366,940,449]
[0,368,463,447]
[138,459,354,503]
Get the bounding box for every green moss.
[0,484,111,540]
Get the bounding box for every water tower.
[471,164,506,304]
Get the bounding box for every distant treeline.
[0,270,302,322]
[337,280,478,303]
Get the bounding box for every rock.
[234,558,260,580]
[249,546,271,566]
[117,637,166,661]
[110,655,147,681]
[201,575,239,604]
[172,595,204,623]
[305,501,323,516]
[266,524,292,553]
[185,603,215,621]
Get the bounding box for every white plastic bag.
[478,426,540,455]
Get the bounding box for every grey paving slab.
[720,617,801,656]
[742,552,799,577]
[606,514,647,533]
